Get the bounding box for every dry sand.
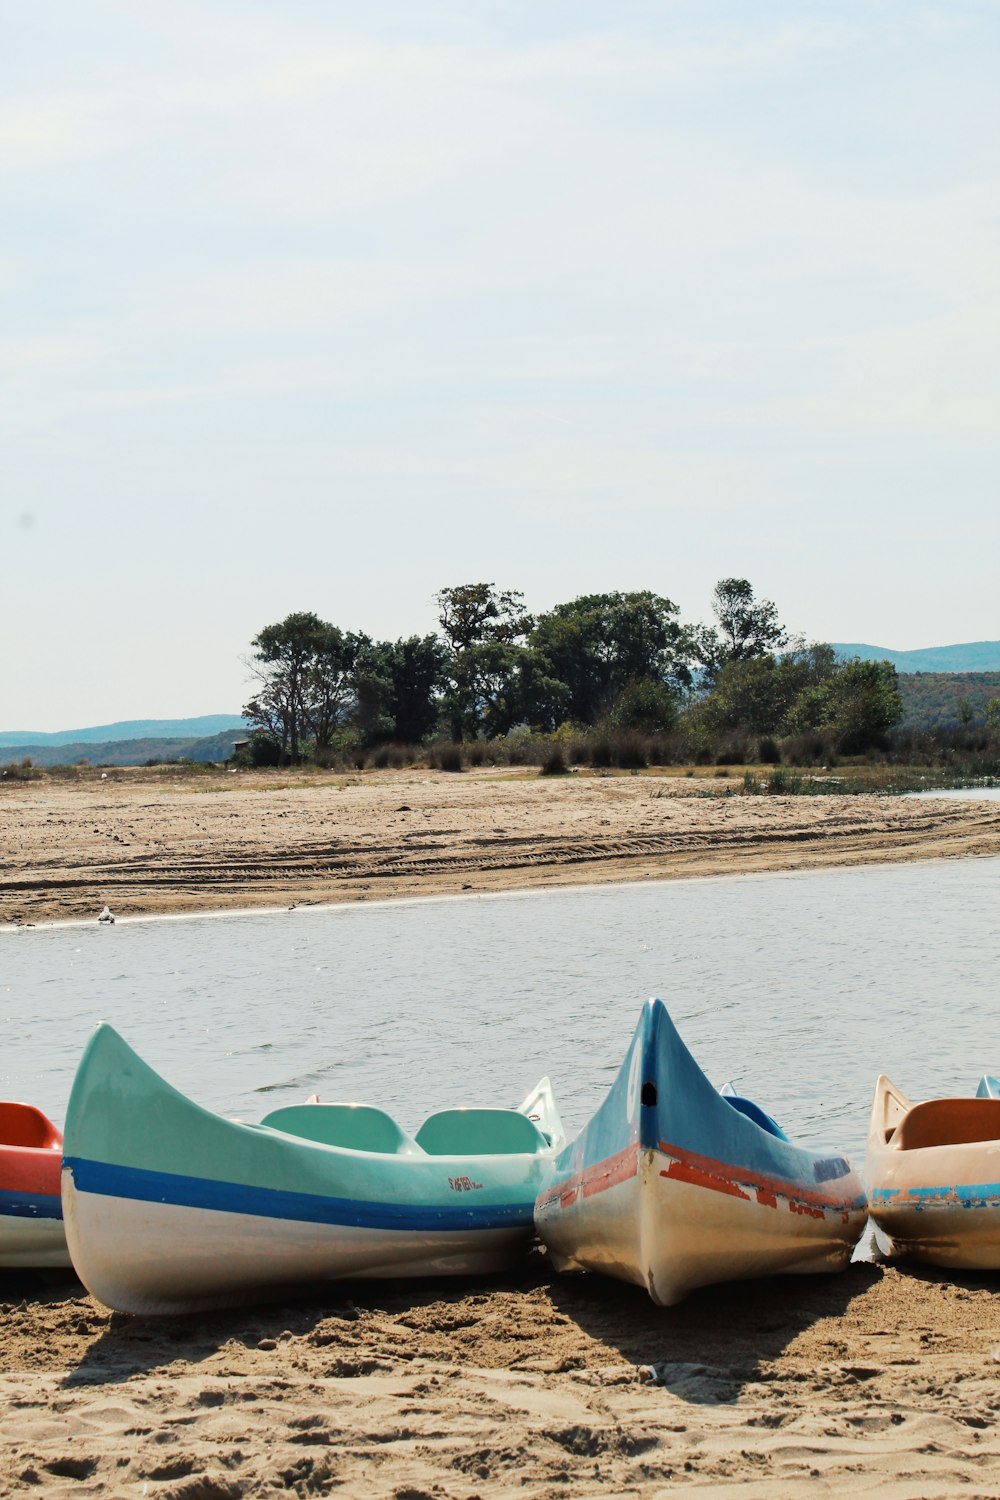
[3,1259,1000,1498]
[3,764,1000,926]
[3,767,1000,1496]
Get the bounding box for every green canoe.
[62,1024,564,1314]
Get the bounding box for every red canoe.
[0,1102,70,1267]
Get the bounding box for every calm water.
[2,858,999,1163]
[911,786,1000,801]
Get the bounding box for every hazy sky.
[4,1,999,730]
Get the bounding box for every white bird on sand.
[98,905,115,924]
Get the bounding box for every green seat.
[261,1103,412,1155]
[415,1108,547,1157]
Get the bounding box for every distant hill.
[895,672,1000,731]
[0,715,247,748]
[0,729,246,769]
[833,641,1000,673]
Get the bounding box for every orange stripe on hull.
[538,1142,640,1212]
[661,1158,750,1201]
[658,1139,853,1218]
[541,1139,857,1222]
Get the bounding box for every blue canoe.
[535,999,866,1305]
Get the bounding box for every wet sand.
[4,767,1000,1495]
[3,765,1000,926]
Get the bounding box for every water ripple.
[3,858,1000,1161]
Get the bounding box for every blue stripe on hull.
[873,1182,1000,1210]
[64,1157,533,1233]
[0,1189,63,1221]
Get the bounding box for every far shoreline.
[4,845,1000,937]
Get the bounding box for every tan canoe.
[864,1075,1000,1270]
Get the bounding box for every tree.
[436,583,534,653]
[696,578,790,682]
[354,636,448,745]
[830,659,903,752]
[606,676,680,733]
[529,591,692,727]
[300,628,368,752]
[244,612,366,760]
[244,611,329,762]
[695,657,795,736]
[695,642,837,737]
[436,583,535,738]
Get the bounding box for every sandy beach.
[3,1257,1000,1498]
[3,764,1000,927]
[4,767,1000,1496]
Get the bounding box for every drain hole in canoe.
[641,1082,657,1107]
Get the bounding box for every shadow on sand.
[546,1259,884,1404]
[57,1252,883,1404]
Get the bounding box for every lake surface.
[3,857,1000,1164]
[909,786,1000,801]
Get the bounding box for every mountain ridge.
[831,641,1000,673]
[0,715,247,747]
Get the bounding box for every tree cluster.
[241,580,904,764]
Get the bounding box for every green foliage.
[540,746,569,776]
[435,583,542,739]
[235,579,917,775]
[829,658,903,752]
[896,672,1000,729]
[244,611,368,761]
[244,732,283,768]
[530,590,691,726]
[689,644,901,753]
[428,741,465,772]
[695,578,790,681]
[0,759,42,781]
[435,583,533,652]
[694,657,794,735]
[605,675,679,733]
[354,635,448,746]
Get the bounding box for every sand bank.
[2,1257,999,1497]
[3,766,1000,926]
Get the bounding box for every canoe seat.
[0,1102,60,1150]
[415,1108,546,1156]
[261,1104,412,1155]
[895,1098,1000,1150]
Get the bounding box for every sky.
[3,1,999,730]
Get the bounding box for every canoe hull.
[0,1207,70,1269]
[536,1000,865,1304]
[62,1025,557,1314]
[63,1174,531,1314]
[868,1184,1000,1271]
[541,1144,860,1306]
[0,1106,70,1269]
